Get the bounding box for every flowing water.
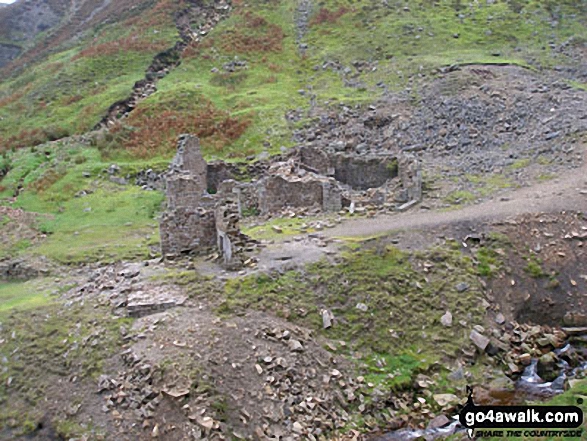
[372,342,587,441]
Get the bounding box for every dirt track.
[326,147,587,239]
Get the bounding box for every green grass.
[0,280,54,316]
[362,352,426,392]
[29,187,163,264]
[0,3,179,152]
[568,81,587,92]
[445,189,477,205]
[0,142,165,264]
[219,243,490,430]
[525,256,546,278]
[242,216,321,240]
[1,0,585,163]
[223,245,486,357]
[509,158,532,170]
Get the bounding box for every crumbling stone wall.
[207,161,234,194]
[160,134,422,263]
[160,206,217,256]
[397,153,422,203]
[159,135,254,268]
[257,174,342,214]
[333,155,397,190]
[215,196,249,269]
[217,179,259,217]
[164,135,208,210]
[299,146,397,190]
[321,180,343,212]
[160,135,217,257]
[299,146,333,175]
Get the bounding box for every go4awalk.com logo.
[459,387,584,439]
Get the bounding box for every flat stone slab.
[562,327,587,336]
[127,289,187,317]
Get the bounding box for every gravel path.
[325,147,587,238]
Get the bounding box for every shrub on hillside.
[219,12,284,54]
[310,7,348,26]
[99,101,251,158]
[0,126,70,152]
[72,35,169,60]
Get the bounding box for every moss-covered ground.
[0,302,133,436]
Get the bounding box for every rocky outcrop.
[0,43,21,68]
[0,0,60,68]
[0,258,50,280]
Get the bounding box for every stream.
[373,342,587,441]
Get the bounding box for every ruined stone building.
[159,135,249,268]
[159,135,422,268]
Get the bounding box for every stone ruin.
[159,135,422,269]
[159,135,250,269]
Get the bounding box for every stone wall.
[164,135,208,210]
[215,196,248,269]
[169,135,208,179]
[160,135,216,258]
[257,173,342,214]
[299,146,333,175]
[159,135,421,262]
[159,135,254,268]
[207,161,234,194]
[299,146,397,190]
[333,154,397,190]
[160,206,217,256]
[397,153,422,203]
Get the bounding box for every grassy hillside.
[0,0,584,268]
[0,0,180,151]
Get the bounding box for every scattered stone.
[537,352,559,382]
[470,330,490,351]
[428,414,451,429]
[433,393,459,407]
[440,311,453,327]
[322,309,334,329]
[288,339,304,352]
[356,303,368,312]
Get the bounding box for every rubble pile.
[98,312,411,440]
[70,262,187,317]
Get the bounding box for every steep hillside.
[0,0,587,440]
[0,0,182,150]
